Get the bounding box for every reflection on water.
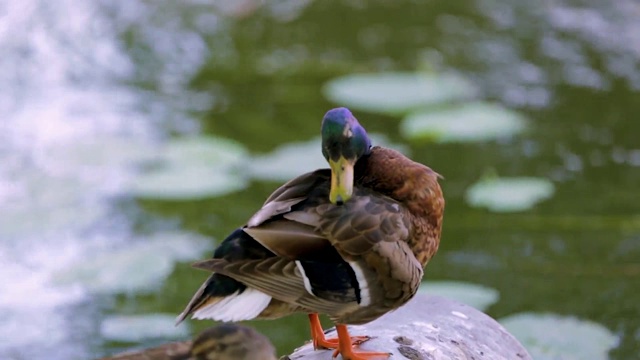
[1,0,639,359]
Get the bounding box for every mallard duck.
[99,324,276,360]
[176,107,444,360]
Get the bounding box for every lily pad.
[46,137,160,171]
[323,72,477,115]
[128,165,247,200]
[400,102,527,143]
[465,176,555,212]
[101,314,189,343]
[499,313,619,360]
[127,135,250,200]
[53,232,212,294]
[418,281,499,311]
[163,136,248,168]
[249,134,409,182]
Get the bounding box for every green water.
[3,0,639,359]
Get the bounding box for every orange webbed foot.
[332,348,391,360]
[308,314,371,350]
[317,335,372,349]
[332,324,391,360]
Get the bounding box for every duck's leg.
[309,313,338,349]
[308,314,370,350]
[331,324,390,360]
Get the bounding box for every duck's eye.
[344,128,353,138]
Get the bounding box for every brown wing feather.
[243,169,337,259]
[245,168,412,261]
[247,169,330,227]
[192,257,353,316]
[285,190,411,256]
[243,221,327,259]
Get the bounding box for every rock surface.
[99,294,531,360]
[283,294,531,360]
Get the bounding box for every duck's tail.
[177,228,276,325]
[175,271,272,325]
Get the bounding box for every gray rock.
[283,294,531,360]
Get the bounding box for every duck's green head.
[321,107,371,205]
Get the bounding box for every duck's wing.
[240,168,334,259]
[193,187,423,319]
[247,169,331,227]
[176,170,331,324]
[287,191,424,314]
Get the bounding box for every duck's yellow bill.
[329,156,354,205]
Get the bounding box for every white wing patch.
[192,288,272,322]
[295,260,315,296]
[348,262,371,306]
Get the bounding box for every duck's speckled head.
[321,107,371,205]
[190,324,277,360]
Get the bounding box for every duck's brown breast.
[356,146,445,267]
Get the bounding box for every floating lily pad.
[418,281,499,311]
[127,135,250,200]
[53,232,212,294]
[248,139,322,182]
[46,137,160,171]
[323,72,477,115]
[400,102,527,143]
[128,166,247,200]
[249,134,409,182]
[101,314,189,342]
[465,176,555,212]
[499,313,619,360]
[163,136,248,168]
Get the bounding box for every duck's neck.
[356,147,442,214]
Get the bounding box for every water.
[1,0,638,359]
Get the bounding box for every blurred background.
[1,0,639,359]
